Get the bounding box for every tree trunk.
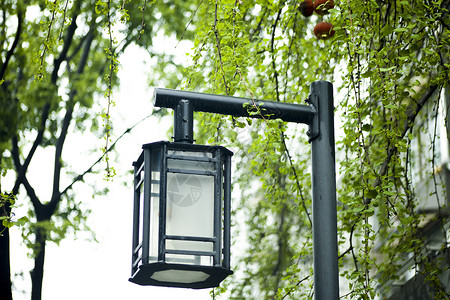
[0,152,13,300]
[30,229,46,300]
[0,221,13,300]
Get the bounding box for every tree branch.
[270,7,283,102]
[58,0,72,40]
[60,114,151,197]
[0,9,23,80]
[12,103,51,196]
[66,4,98,65]
[51,8,80,84]
[11,137,43,213]
[50,28,95,209]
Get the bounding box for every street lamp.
[129,101,233,289]
[130,81,339,299]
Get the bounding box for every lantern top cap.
[142,140,234,156]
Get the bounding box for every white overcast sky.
[9,33,215,299]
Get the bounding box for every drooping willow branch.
[38,0,59,80]
[367,84,439,203]
[104,0,118,179]
[213,1,229,95]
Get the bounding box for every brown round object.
[299,0,314,17]
[313,21,335,39]
[314,0,334,15]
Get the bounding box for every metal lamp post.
[130,81,339,299]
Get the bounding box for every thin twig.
[213,1,229,95]
[280,275,310,300]
[61,114,152,196]
[105,0,115,178]
[175,0,203,47]
[236,69,266,121]
[39,0,59,79]
[281,134,312,227]
[138,0,148,40]
[58,0,71,40]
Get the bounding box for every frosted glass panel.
[166,240,213,252]
[167,150,214,173]
[150,269,210,283]
[166,172,214,238]
[165,253,213,266]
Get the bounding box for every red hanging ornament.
[299,0,314,17]
[313,21,335,39]
[314,0,334,15]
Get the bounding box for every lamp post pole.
[309,81,339,300]
[153,80,339,299]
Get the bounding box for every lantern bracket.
[306,93,320,141]
[173,99,194,143]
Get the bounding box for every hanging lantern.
[130,141,233,289]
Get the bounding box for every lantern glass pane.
[166,173,214,237]
[165,150,215,257]
[165,253,213,266]
[149,149,161,262]
[166,172,214,234]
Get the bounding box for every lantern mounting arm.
[155,88,320,144]
[152,81,339,300]
[154,87,317,122]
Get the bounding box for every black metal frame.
[130,141,233,289]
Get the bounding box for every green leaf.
[394,27,408,33]
[382,25,394,36]
[380,66,396,72]
[2,219,13,228]
[366,190,378,199]
[361,70,373,78]
[362,124,371,131]
[235,120,246,128]
[16,216,29,226]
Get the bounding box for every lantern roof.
[141,140,234,157]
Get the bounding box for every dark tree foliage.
[0,1,194,299]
